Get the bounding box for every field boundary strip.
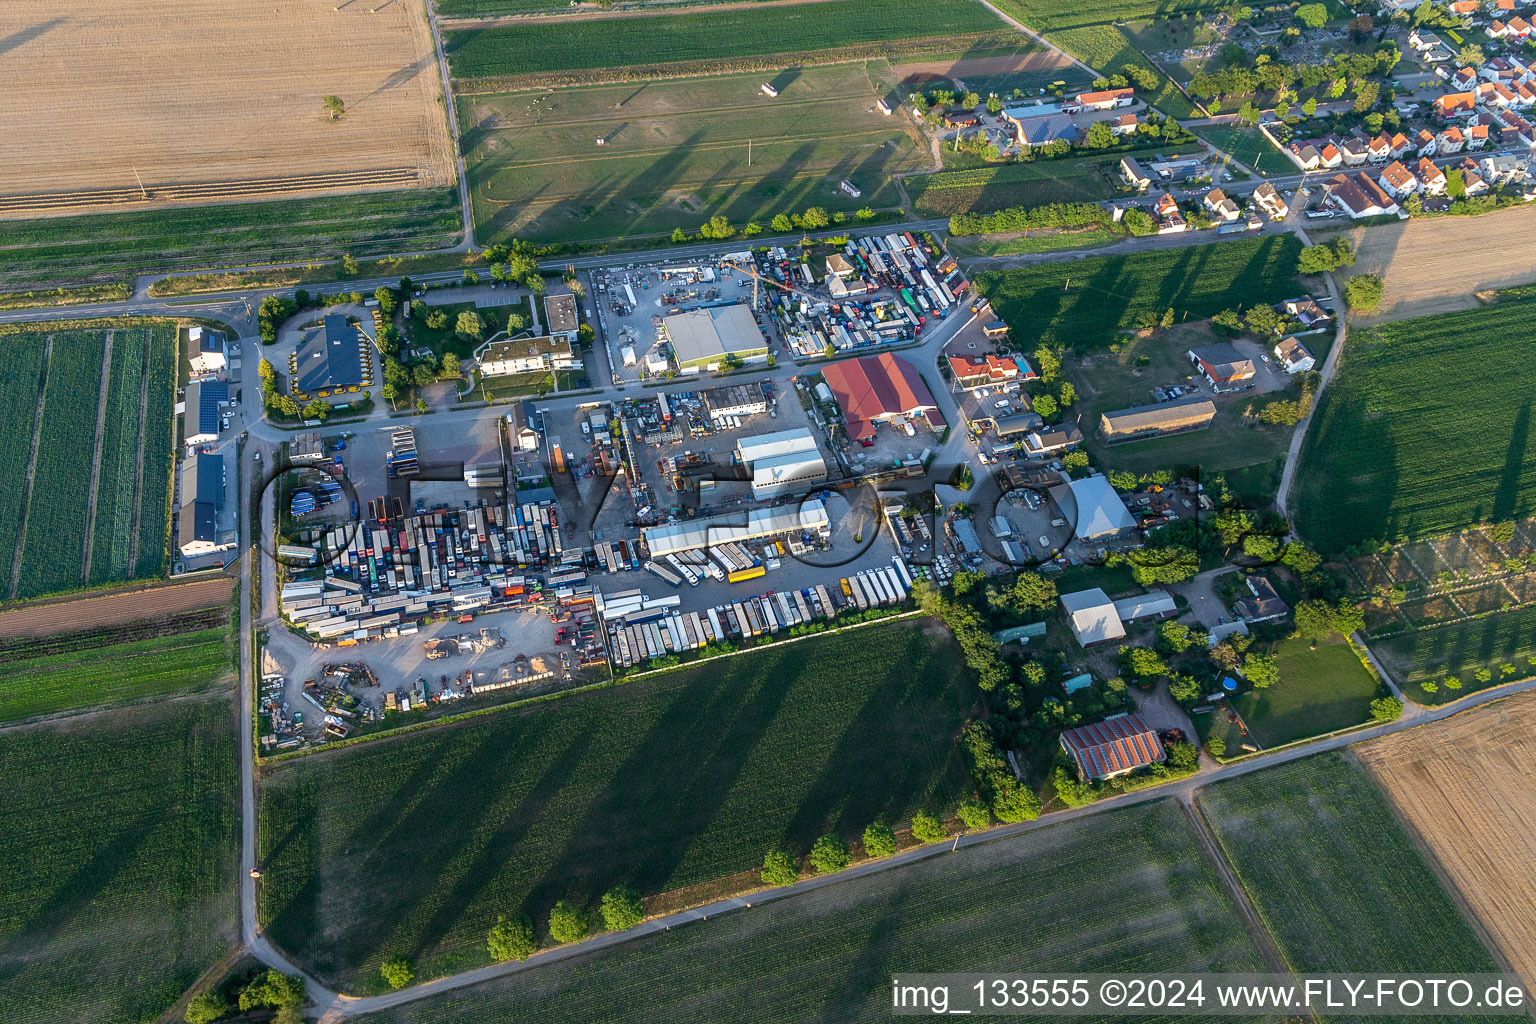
[0,168,421,218]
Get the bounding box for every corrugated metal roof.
[1060,713,1165,780]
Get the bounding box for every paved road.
[304,673,1536,1019]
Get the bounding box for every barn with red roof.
[820,353,945,442]
[1059,713,1167,781]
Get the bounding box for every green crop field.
[2,325,177,600]
[1373,603,1536,700]
[258,623,973,990]
[0,612,232,724]
[1038,24,1200,118]
[350,799,1265,1024]
[444,0,1003,79]
[1294,298,1536,553]
[0,699,238,1024]
[0,188,461,290]
[989,0,1218,33]
[908,151,1138,217]
[438,0,783,13]
[974,234,1301,351]
[461,65,927,246]
[1201,752,1499,980]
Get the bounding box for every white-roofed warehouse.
[662,304,769,371]
[736,427,827,498]
[643,499,830,558]
[1050,475,1138,542]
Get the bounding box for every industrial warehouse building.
[293,314,368,395]
[1049,475,1137,542]
[177,451,230,558]
[182,380,229,447]
[821,353,945,442]
[735,427,828,498]
[642,498,830,558]
[475,334,580,376]
[1098,396,1217,443]
[662,304,770,371]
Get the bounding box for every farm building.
[177,451,230,558]
[1060,588,1126,646]
[947,352,1035,390]
[1099,397,1217,443]
[641,498,829,559]
[1188,343,1256,387]
[821,352,945,442]
[1049,476,1137,542]
[182,380,229,447]
[475,335,580,376]
[735,427,827,498]
[187,326,228,377]
[1059,713,1166,781]
[662,304,769,371]
[294,315,367,395]
[544,293,580,343]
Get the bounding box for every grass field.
[257,622,974,990]
[2,325,178,600]
[1372,603,1536,700]
[0,189,462,290]
[1193,124,1283,173]
[1038,24,1201,118]
[974,234,1302,351]
[0,699,239,1024]
[1201,752,1499,979]
[951,225,1123,256]
[908,151,1139,217]
[989,0,1217,33]
[461,65,926,246]
[1230,636,1380,747]
[1293,297,1536,553]
[0,613,232,724]
[349,799,1266,1023]
[444,0,1003,79]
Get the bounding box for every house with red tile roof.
[946,352,1036,390]
[1060,713,1167,781]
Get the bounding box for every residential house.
[544,293,580,344]
[947,353,1036,390]
[1457,157,1492,194]
[1154,192,1187,232]
[1120,156,1152,190]
[1417,156,1450,194]
[1279,296,1331,328]
[1449,0,1481,18]
[1489,17,1513,36]
[1203,188,1242,221]
[1023,422,1084,456]
[1010,113,1078,149]
[1452,66,1481,91]
[1318,141,1344,168]
[1508,14,1534,37]
[1326,172,1402,218]
[1388,131,1413,158]
[1488,0,1516,15]
[186,326,228,377]
[1252,181,1289,219]
[1233,575,1290,623]
[1341,137,1370,165]
[1109,112,1140,136]
[1188,343,1256,387]
[1291,142,1323,169]
[1514,81,1536,109]
[1368,134,1394,162]
[1068,87,1135,111]
[1435,92,1477,118]
[1379,159,1420,198]
[475,335,580,376]
[1059,713,1166,781]
[1274,337,1316,374]
[1416,128,1439,155]
[1438,125,1467,152]
[1410,28,1444,50]
[825,253,855,280]
[1482,152,1530,182]
[1477,80,1517,107]
[1468,122,1492,148]
[943,110,980,129]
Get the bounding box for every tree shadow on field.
[355,56,433,108]
[0,17,66,59]
[1488,399,1530,525]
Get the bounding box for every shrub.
[547,900,589,944]
[760,849,799,887]
[1369,696,1404,722]
[380,957,414,990]
[1345,274,1384,313]
[956,800,991,831]
[487,914,537,961]
[809,834,852,874]
[1206,736,1227,757]
[184,991,228,1024]
[910,810,948,844]
[599,885,645,931]
[861,821,897,859]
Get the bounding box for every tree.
[323,95,345,119]
[1085,120,1115,149]
[800,207,830,230]
[771,213,793,233]
[599,885,645,931]
[455,310,485,341]
[956,800,991,831]
[374,285,398,316]
[1295,3,1327,28]
[302,398,331,422]
[1206,735,1227,757]
[487,914,538,961]
[547,900,589,944]
[1446,167,1466,199]
[698,214,733,240]
[1244,534,1281,561]
[761,850,799,886]
[1006,571,1058,613]
[1345,274,1384,314]
[1062,450,1090,478]
[1032,346,1062,383]
[238,970,305,1011]
[987,94,1003,114]
[1370,696,1404,722]
[426,308,448,330]
[1242,651,1280,689]
[1126,545,1198,585]
[743,221,763,237]
[440,351,462,377]
[1157,619,1197,654]
[415,397,429,412]
[1121,645,1168,682]
[412,363,437,387]
[1166,740,1200,772]
[809,834,851,874]
[1059,381,1076,407]
[1168,674,1202,704]
[670,227,688,243]
[1033,393,1058,419]
[1353,79,1380,114]
[862,821,897,858]
[1456,43,1484,67]
[1302,97,1318,117]
[185,991,229,1024]
[381,957,414,990]
[910,810,947,844]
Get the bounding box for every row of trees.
[185,968,305,1024]
[1190,45,1398,103]
[948,201,1112,237]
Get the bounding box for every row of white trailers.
[606,559,914,669]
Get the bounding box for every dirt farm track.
[0,0,454,214]
[1357,694,1536,986]
[0,576,234,639]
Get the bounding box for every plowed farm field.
[0,0,453,211]
[1357,693,1536,986]
[1326,205,1536,324]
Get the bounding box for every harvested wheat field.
[1357,694,1536,985]
[0,0,454,213]
[1327,205,1536,323]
